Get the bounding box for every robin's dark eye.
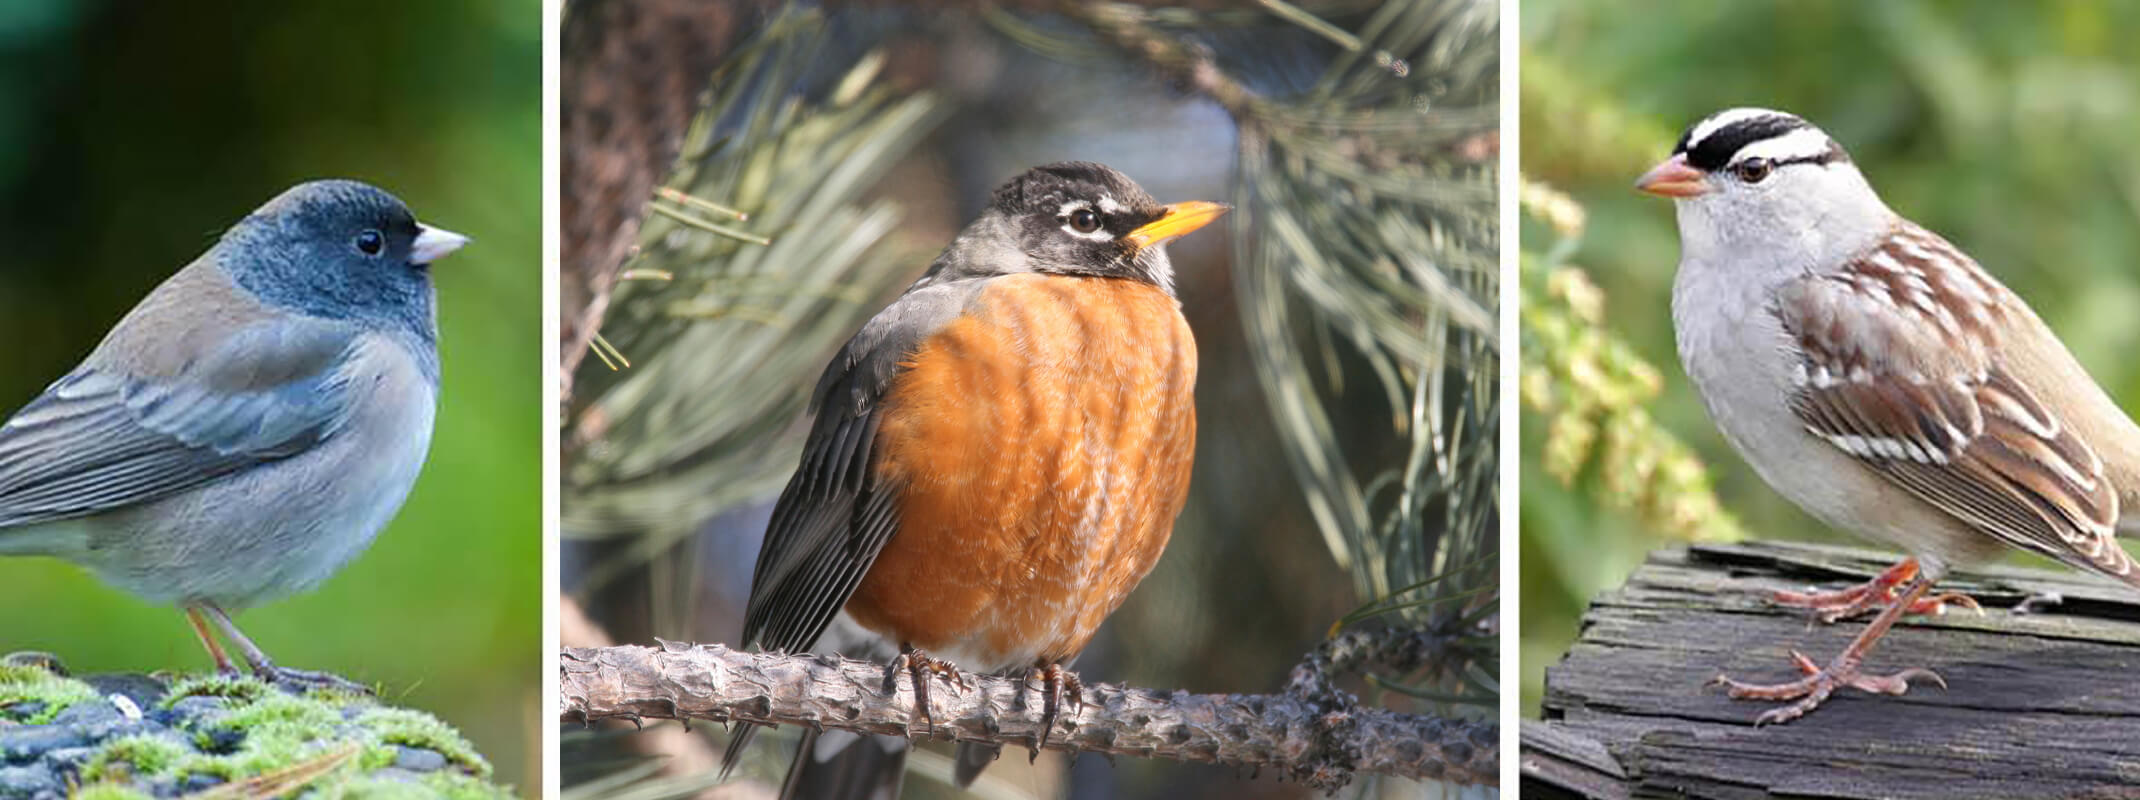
[355,229,385,256]
[1067,208,1102,234]
[1733,157,1773,184]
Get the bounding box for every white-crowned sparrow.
[1638,107,2140,724]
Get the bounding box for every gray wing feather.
[1776,245,2136,585]
[739,281,975,654]
[0,321,360,527]
[722,280,975,778]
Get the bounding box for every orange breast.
[846,273,1197,670]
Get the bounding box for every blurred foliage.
[1520,0,2140,718]
[1518,180,1741,543]
[1210,0,1499,719]
[564,1,1497,798]
[0,1,539,791]
[565,11,949,586]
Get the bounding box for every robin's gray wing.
[739,280,980,654]
[0,319,360,528]
[722,281,975,778]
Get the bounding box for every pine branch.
[559,0,740,405]
[560,640,1497,791]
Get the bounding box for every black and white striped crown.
[1672,108,1849,172]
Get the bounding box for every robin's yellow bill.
[1127,200,1231,250]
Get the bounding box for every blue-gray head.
[215,180,469,345]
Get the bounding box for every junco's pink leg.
[182,605,236,674]
[201,603,373,695]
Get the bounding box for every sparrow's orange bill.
[1636,155,1709,198]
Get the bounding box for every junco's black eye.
[1067,208,1102,234]
[1733,157,1773,184]
[355,229,385,256]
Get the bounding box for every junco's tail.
[0,522,84,557]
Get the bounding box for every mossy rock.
[0,663,513,799]
[0,663,102,725]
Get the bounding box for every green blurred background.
[0,1,540,791]
[1520,0,2140,716]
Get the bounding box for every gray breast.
[75,334,437,609]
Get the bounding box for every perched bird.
[1640,108,2140,724]
[727,162,1226,798]
[0,180,468,688]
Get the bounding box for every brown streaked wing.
[1776,223,2137,586]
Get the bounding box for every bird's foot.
[2013,590,2065,615]
[188,604,369,695]
[887,647,966,739]
[1711,649,1943,725]
[1024,662,1084,757]
[250,663,375,697]
[1770,558,1980,623]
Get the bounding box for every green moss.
[49,671,511,797]
[0,663,101,723]
[216,691,345,737]
[356,707,492,777]
[337,768,516,800]
[158,673,272,707]
[175,754,245,781]
[70,785,156,800]
[180,692,352,783]
[82,734,190,782]
[327,775,440,800]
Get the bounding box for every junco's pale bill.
[0,179,467,689]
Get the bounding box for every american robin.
[724,162,1227,798]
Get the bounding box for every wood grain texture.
[1523,541,2140,800]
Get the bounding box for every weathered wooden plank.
[1522,541,2140,800]
[1520,721,1631,800]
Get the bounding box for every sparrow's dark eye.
[355,229,385,256]
[1733,157,1773,184]
[1067,208,1102,234]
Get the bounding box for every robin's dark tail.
[780,730,908,800]
[952,742,1002,787]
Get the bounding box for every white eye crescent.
[1058,201,1111,240]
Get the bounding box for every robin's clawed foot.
[1024,662,1084,757]
[1712,649,1944,725]
[1771,558,1981,623]
[888,646,966,738]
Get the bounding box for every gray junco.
[0,179,468,688]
